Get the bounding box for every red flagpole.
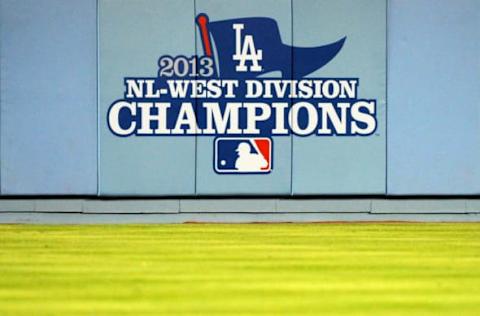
[196,14,213,57]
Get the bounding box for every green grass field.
[1,223,479,315]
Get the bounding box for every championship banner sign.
[107,13,378,174]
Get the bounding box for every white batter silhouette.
[235,142,268,172]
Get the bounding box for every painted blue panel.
[0,0,97,194]
[194,0,292,195]
[98,0,196,195]
[291,0,387,194]
[388,0,480,195]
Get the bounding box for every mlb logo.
[214,138,272,174]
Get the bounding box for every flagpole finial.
[196,13,209,26]
[196,13,213,57]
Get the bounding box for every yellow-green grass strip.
[1,223,479,315]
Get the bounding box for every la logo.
[232,23,263,72]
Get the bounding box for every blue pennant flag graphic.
[197,14,346,79]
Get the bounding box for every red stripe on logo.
[254,139,271,170]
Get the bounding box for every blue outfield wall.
[0,0,98,195]
[98,0,197,196]
[194,0,293,195]
[387,0,480,195]
[0,0,479,197]
[292,0,386,194]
